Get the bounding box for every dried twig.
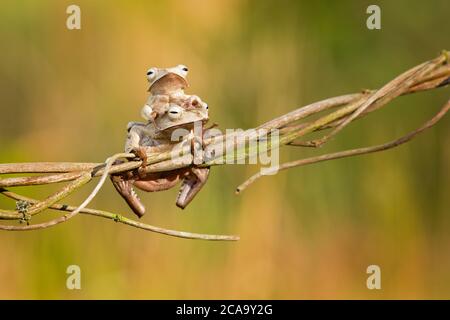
[236,99,450,193]
[0,189,239,241]
[0,172,91,229]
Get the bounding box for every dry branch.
[0,51,449,240]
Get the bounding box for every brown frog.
[142,64,207,126]
[111,67,210,218]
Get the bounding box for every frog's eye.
[177,65,188,74]
[168,106,183,120]
[146,68,157,81]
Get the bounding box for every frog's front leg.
[176,167,210,209]
[124,123,150,177]
[132,146,148,178]
[143,95,170,128]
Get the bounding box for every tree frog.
[142,64,207,126]
[111,69,210,218]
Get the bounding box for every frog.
[110,80,210,218]
[130,64,209,170]
[142,64,207,127]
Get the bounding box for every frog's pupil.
[182,67,188,72]
[147,71,153,75]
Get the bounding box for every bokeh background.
[0,0,449,299]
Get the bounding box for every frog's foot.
[176,167,210,209]
[190,134,204,165]
[132,146,148,178]
[110,175,146,218]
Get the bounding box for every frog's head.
[146,65,189,94]
[154,100,209,131]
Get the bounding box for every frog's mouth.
[155,108,209,131]
[148,73,188,93]
[157,118,209,133]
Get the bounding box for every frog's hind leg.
[176,167,210,209]
[110,175,146,218]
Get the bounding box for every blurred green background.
[0,0,449,299]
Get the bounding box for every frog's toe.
[132,146,147,161]
[176,168,209,209]
[131,146,149,178]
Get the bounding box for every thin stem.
[307,54,447,147]
[0,171,84,188]
[69,153,135,218]
[236,99,450,193]
[0,170,92,220]
[0,162,100,174]
[0,172,91,229]
[0,189,239,241]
